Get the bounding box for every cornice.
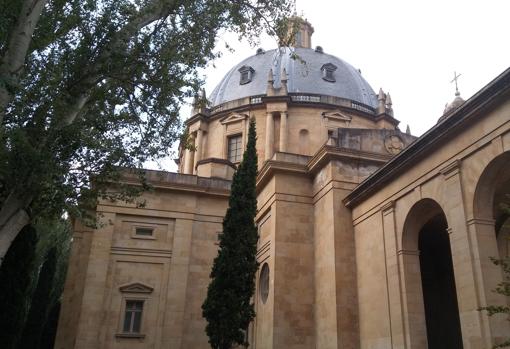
[256,159,308,192]
[195,157,237,169]
[120,170,231,197]
[256,146,393,192]
[184,112,207,126]
[308,145,392,175]
[374,113,400,127]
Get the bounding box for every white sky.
[151,0,509,172]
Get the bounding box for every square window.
[123,300,144,334]
[321,63,337,82]
[238,65,254,85]
[228,135,243,163]
[135,227,153,237]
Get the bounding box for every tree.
[19,218,71,349]
[19,246,58,349]
[202,119,259,349]
[39,301,62,349]
[0,0,294,262]
[0,225,38,349]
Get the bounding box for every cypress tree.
[39,301,61,349]
[0,226,38,349]
[202,118,259,349]
[19,247,58,349]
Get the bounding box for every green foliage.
[479,202,510,348]
[0,0,294,239]
[0,226,38,349]
[202,119,259,349]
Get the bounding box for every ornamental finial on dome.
[377,88,386,115]
[267,68,274,83]
[281,68,288,95]
[266,68,276,96]
[385,92,393,116]
[451,71,462,97]
[440,71,466,121]
[385,92,392,108]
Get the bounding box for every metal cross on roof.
[451,71,462,96]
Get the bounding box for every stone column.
[73,212,115,349]
[381,201,408,348]
[279,111,288,153]
[440,161,492,349]
[467,218,510,345]
[161,218,194,348]
[193,129,203,175]
[184,133,195,174]
[265,112,274,160]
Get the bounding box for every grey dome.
[209,47,378,108]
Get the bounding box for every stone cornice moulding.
[256,159,309,193]
[322,110,352,123]
[374,112,400,127]
[220,112,249,125]
[195,157,237,170]
[397,249,420,256]
[308,144,391,175]
[381,200,396,214]
[439,159,461,179]
[185,113,207,127]
[256,145,392,193]
[118,173,231,197]
[119,282,154,294]
[466,218,496,226]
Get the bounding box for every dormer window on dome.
[238,65,255,85]
[321,63,337,82]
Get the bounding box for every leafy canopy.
[0,0,293,225]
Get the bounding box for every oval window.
[259,263,269,304]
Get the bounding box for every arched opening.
[418,213,463,349]
[402,199,463,349]
[474,151,510,261]
[473,151,510,344]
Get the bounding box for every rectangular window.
[135,227,153,237]
[123,300,144,333]
[228,135,243,163]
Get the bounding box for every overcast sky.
[153,0,509,171]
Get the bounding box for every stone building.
[55,19,510,349]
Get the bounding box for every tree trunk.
[0,194,31,265]
[0,0,48,124]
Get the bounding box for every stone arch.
[402,198,444,251]
[473,150,510,260]
[401,198,463,349]
[471,150,510,345]
[474,150,510,260]
[473,151,510,224]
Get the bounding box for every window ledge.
[115,333,146,339]
[131,234,156,240]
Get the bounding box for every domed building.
[56,19,510,349]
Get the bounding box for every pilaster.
[265,112,274,160]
